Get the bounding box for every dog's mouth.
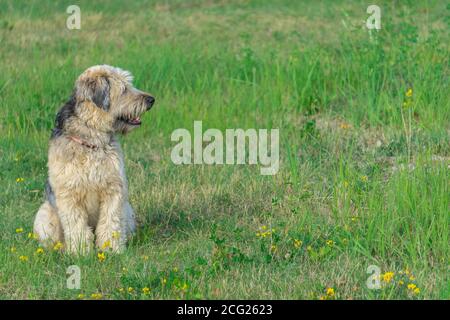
[119,116,142,126]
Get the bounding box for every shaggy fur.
[33,65,155,254]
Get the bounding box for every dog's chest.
[49,143,126,189]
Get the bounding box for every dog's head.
[74,65,155,134]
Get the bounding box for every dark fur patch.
[51,94,76,139]
[45,179,56,208]
[91,77,110,111]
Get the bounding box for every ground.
[0,0,448,299]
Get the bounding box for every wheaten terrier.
[33,65,155,254]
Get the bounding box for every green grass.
[0,0,449,299]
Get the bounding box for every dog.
[33,65,155,254]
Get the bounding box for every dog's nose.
[144,95,155,110]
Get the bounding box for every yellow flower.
[409,275,416,281]
[16,178,24,183]
[162,278,167,285]
[128,287,134,293]
[405,88,413,97]
[36,247,44,255]
[77,294,85,299]
[326,287,335,297]
[361,175,368,182]
[91,293,102,300]
[28,232,38,240]
[101,240,111,250]
[118,288,125,293]
[413,287,420,295]
[407,283,417,290]
[319,295,326,300]
[19,255,28,262]
[97,252,106,262]
[294,239,302,249]
[53,241,63,251]
[261,225,267,231]
[181,283,189,291]
[326,240,334,246]
[142,287,150,295]
[340,123,351,130]
[15,227,24,233]
[398,280,404,286]
[382,272,395,283]
[10,246,16,253]
[112,231,120,239]
[306,245,313,251]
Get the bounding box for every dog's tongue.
[129,117,141,125]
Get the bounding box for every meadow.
[0,0,448,299]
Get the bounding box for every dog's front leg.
[96,190,126,253]
[57,196,93,255]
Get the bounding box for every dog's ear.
[76,76,111,111]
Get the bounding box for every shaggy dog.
[33,65,155,254]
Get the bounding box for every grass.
[0,0,449,299]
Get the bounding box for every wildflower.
[409,275,416,281]
[19,255,28,262]
[293,239,302,249]
[112,231,120,239]
[36,247,44,255]
[326,287,335,297]
[382,272,394,283]
[405,88,413,97]
[319,295,326,300]
[53,241,63,251]
[77,294,85,299]
[361,175,368,182]
[181,283,189,291]
[413,287,420,295]
[28,232,37,240]
[97,252,106,262]
[16,178,25,183]
[15,227,24,233]
[128,287,134,293]
[407,283,417,290]
[91,293,102,300]
[326,240,334,246]
[162,278,167,285]
[398,280,404,286]
[101,240,111,250]
[118,288,125,293]
[10,246,16,253]
[142,287,150,295]
[340,123,351,130]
